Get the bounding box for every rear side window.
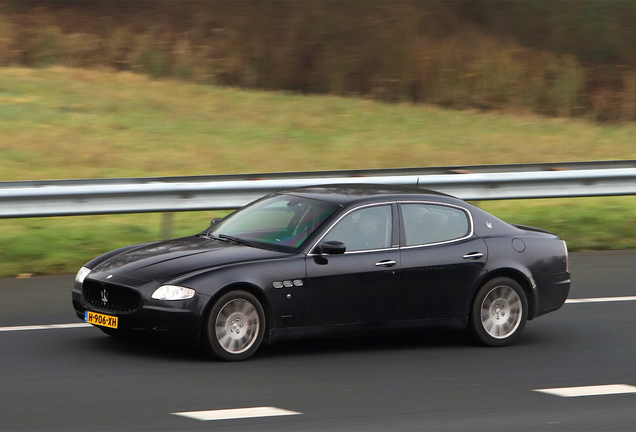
[401,203,470,246]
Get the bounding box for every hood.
[91,236,289,282]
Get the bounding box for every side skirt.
[269,317,467,343]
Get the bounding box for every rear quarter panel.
[482,234,569,320]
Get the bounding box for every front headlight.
[151,285,196,301]
[75,266,91,284]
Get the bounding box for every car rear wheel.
[469,277,527,347]
[205,290,265,361]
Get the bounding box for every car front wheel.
[469,277,528,347]
[205,290,266,361]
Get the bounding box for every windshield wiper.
[198,231,229,242]
[218,234,265,249]
[210,233,231,243]
[200,232,267,250]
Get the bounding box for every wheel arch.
[200,282,273,344]
[472,269,536,320]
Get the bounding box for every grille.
[83,280,141,313]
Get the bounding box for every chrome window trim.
[399,236,475,250]
[341,247,397,256]
[307,202,397,256]
[398,201,475,249]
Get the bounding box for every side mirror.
[315,240,346,255]
[209,218,222,227]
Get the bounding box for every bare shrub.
[621,71,636,122]
[0,0,632,121]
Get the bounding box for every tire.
[468,277,528,347]
[204,290,266,361]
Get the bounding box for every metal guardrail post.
[161,213,174,240]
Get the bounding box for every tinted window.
[401,203,469,246]
[210,195,339,251]
[323,205,392,252]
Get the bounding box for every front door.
[304,204,400,326]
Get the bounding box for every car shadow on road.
[71,331,208,363]
[256,327,471,360]
[72,326,472,362]
[71,324,554,363]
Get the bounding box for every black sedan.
[72,184,570,361]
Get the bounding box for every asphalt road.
[1,250,635,431]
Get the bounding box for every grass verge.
[0,67,635,276]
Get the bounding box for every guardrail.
[2,161,636,219]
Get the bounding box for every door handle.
[462,252,484,260]
[375,260,397,267]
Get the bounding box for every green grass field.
[1,67,636,277]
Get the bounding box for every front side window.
[322,205,392,252]
[209,194,339,252]
[401,203,470,246]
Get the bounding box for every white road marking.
[0,323,91,332]
[173,407,301,421]
[534,384,636,398]
[566,296,636,304]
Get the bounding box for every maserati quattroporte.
[72,185,570,360]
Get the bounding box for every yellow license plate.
[84,311,118,329]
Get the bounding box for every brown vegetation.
[0,1,635,121]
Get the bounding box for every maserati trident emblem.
[101,289,108,304]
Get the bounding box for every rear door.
[393,202,487,321]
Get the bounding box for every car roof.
[278,183,458,206]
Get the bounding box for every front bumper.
[72,282,210,346]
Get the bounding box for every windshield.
[207,194,340,252]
